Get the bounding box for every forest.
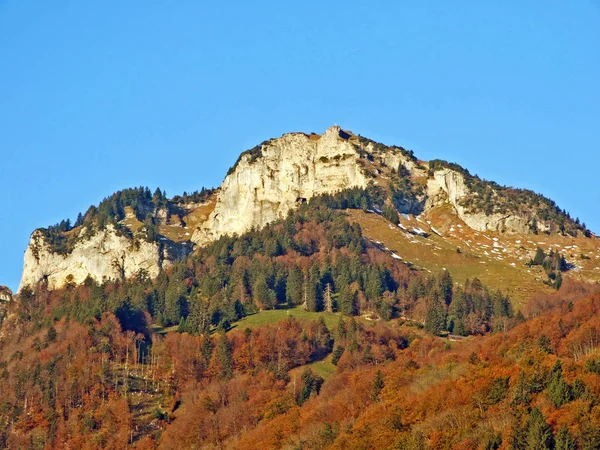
[4,188,597,448]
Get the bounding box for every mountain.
[4,126,600,448]
[18,126,596,302]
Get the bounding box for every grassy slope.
[230,305,349,332]
[346,207,600,308]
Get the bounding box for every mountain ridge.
[17,126,593,293]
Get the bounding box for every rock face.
[193,126,413,245]
[427,169,543,234]
[0,286,12,302]
[18,226,190,292]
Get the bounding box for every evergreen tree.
[216,334,233,380]
[509,414,528,450]
[371,369,384,401]
[335,317,347,342]
[532,247,546,266]
[555,426,576,450]
[164,277,187,325]
[547,360,573,408]
[365,266,383,301]
[425,291,446,335]
[331,345,344,366]
[579,424,600,450]
[438,270,453,306]
[339,286,358,316]
[253,275,275,310]
[526,408,553,450]
[286,266,304,307]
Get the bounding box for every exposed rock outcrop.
[0,286,12,302]
[192,126,414,245]
[427,168,546,234]
[18,225,190,292]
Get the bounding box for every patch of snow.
[430,226,442,236]
[185,232,190,236]
[391,253,402,260]
[515,240,521,244]
[412,227,427,236]
[457,224,462,228]
[401,213,410,220]
[398,224,407,231]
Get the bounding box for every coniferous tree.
[555,426,576,450]
[509,414,528,450]
[286,266,304,307]
[164,277,187,325]
[253,275,274,310]
[215,333,233,380]
[547,360,573,408]
[526,408,553,450]
[371,369,384,401]
[339,286,358,316]
[425,290,446,335]
[438,270,453,306]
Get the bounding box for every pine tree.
[526,408,553,450]
[555,426,576,450]
[331,346,344,366]
[579,424,600,450]
[253,275,274,310]
[425,290,446,335]
[216,334,233,380]
[438,270,453,306]
[339,286,358,316]
[286,266,304,307]
[164,277,187,326]
[547,360,573,408]
[554,271,563,290]
[371,369,384,401]
[532,247,546,266]
[511,372,532,406]
[509,414,528,450]
[335,317,347,342]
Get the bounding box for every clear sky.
[1,2,599,291]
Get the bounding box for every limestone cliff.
[426,168,552,234]
[192,126,416,245]
[18,225,190,292]
[0,286,12,302]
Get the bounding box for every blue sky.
[1,1,599,291]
